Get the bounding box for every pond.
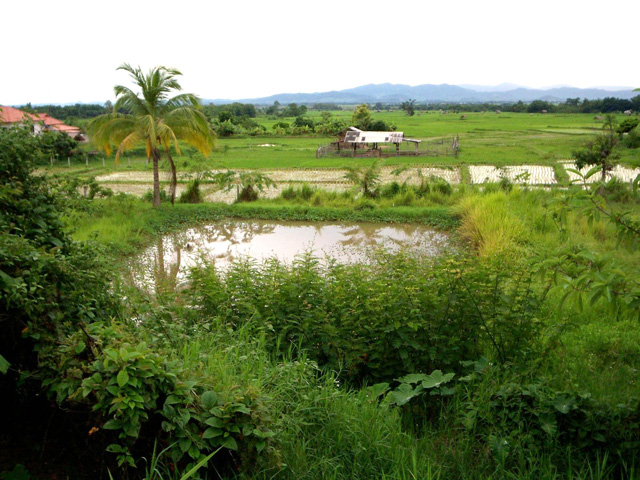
[128,220,450,292]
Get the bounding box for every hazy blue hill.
[204,83,637,105]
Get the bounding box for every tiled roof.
[1,106,81,133]
[0,105,38,123]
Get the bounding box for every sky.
[2,0,638,105]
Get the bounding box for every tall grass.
[456,191,527,256]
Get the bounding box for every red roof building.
[1,106,84,140]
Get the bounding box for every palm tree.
[89,64,214,206]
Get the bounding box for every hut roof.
[343,126,420,144]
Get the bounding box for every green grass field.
[47,112,639,178]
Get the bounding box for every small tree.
[38,130,78,161]
[572,132,619,182]
[352,104,372,130]
[400,99,416,116]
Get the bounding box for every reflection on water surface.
[129,220,450,293]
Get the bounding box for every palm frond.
[115,131,144,166]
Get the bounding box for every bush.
[187,252,545,385]
[622,128,640,148]
[458,366,640,471]
[280,183,315,202]
[179,179,203,203]
[143,187,169,203]
[0,127,277,475]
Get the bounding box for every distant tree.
[216,119,237,137]
[352,104,372,130]
[320,111,332,123]
[312,103,341,111]
[600,97,632,113]
[400,99,416,116]
[616,117,639,137]
[218,111,233,123]
[293,116,314,130]
[282,103,305,117]
[369,119,392,131]
[265,101,280,116]
[527,100,554,113]
[315,117,346,136]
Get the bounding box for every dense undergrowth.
[2,126,640,479]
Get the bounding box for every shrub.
[458,366,640,471]
[280,183,315,202]
[622,128,640,148]
[143,187,169,203]
[0,128,277,475]
[179,179,203,204]
[187,252,545,384]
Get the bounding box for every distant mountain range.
[204,83,638,105]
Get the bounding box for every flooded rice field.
[128,220,450,291]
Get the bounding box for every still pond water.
[129,220,449,291]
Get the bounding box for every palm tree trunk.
[152,149,161,207]
[166,148,177,205]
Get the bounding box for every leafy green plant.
[179,179,203,204]
[541,169,640,317]
[344,159,382,198]
[211,170,275,202]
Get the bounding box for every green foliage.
[400,99,416,116]
[344,160,382,198]
[179,179,203,204]
[37,130,78,160]
[211,170,276,202]
[0,129,278,476]
[88,63,214,206]
[572,132,620,182]
[541,175,640,317]
[292,116,314,130]
[0,127,116,381]
[622,127,640,148]
[459,366,640,470]
[527,100,554,113]
[386,370,456,407]
[352,104,373,130]
[187,252,545,384]
[216,119,237,137]
[279,183,315,202]
[616,117,638,136]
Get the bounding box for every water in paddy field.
[128,220,450,293]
